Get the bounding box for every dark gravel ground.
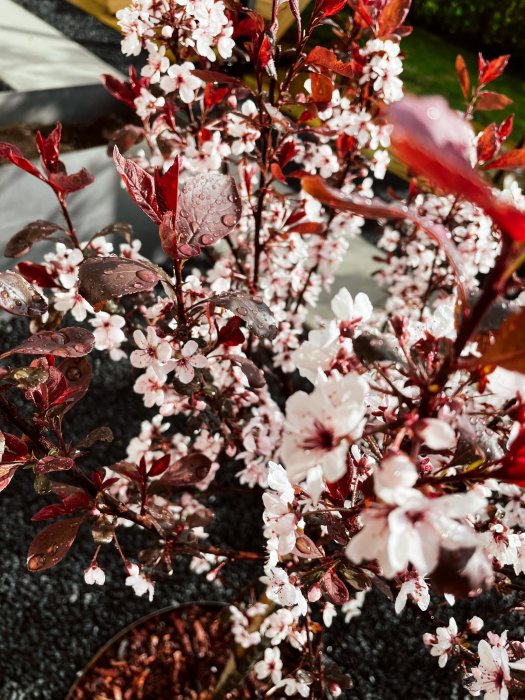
[13,0,142,75]
[1,317,514,700]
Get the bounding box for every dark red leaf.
[289,0,301,41]
[154,157,180,215]
[270,162,287,184]
[175,172,242,258]
[476,91,513,111]
[158,453,212,487]
[6,328,95,358]
[57,357,93,413]
[279,140,298,168]
[315,0,346,18]
[17,261,57,288]
[217,316,245,347]
[0,465,18,493]
[27,515,83,571]
[31,503,69,521]
[149,454,171,477]
[378,0,412,37]
[3,433,29,462]
[484,149,525,171]
[48,168,95,194]
[305,46,353,77]
[322,570,350,604]
[498,114,514,141]
[76,427,114,450]
[78,255,161,305]
[231,356,266,388]
[205,291,278,340]
[0,271,48,317]
[258,34,274,70]
[476,123,499,163]
[4,220,62,258]
[310,73,333,103]
[203,84,230,110]
[494,429,525,486]
[36,123,62,174]
[113,147,161,224]
[455,55,470,100]
[101,73,136,108]
[35,456,75,474]
[0,142,46,181]
[192,70,243,86]
[107,124,144,155]
[479,54,510,85]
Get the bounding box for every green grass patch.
[402,27,525,138]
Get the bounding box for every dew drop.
[201,235,214,246]
[50,332,66,345]
[66,366,82,381]
[221,214,236,228]
[46,544,59,555]
[74,344,86,353]
[27,554,46,571]
[236,306,248,317]
[136,269,157,283]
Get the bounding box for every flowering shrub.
[3,0,525,696]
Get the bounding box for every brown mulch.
[68,604,259,700]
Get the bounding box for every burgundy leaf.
[35,456,75,474]
[48,168,94,194]
[27,515,84,571]
[315,0,346,18]
[484,149,525,171]
[113,146,161,223]
[3,433,29,462]
[17,261,57,288]
[288,0,301,41]
[476,91,513,111]
[0,464,18,493]
[479,54,510,85]
[154,157,180,215]
[4,220,62,258]
[378,0,412,37]
[310,73,333,103]
[0,142,46,181]
[231,356,266,388]
[149,454,171,477]
[205,291,278,340]
[175,172,242,257]
[158,453,212,487]
[57,357,93,413]
[192,69,244,85]
[78,255,160,305]
[107,124,145,155]
[304,46,353,77]
[76,426,114,450]
[0,271,48,317]
[322,570,350,604]
[101,74,136,108]
[295,534,323,558]
[217,316,245,347]
[6,328,95,358]
[455,54,470,100]
[36,123,62,174]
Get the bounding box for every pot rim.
[65,599,228,700]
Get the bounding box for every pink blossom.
[172,340,208,384]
